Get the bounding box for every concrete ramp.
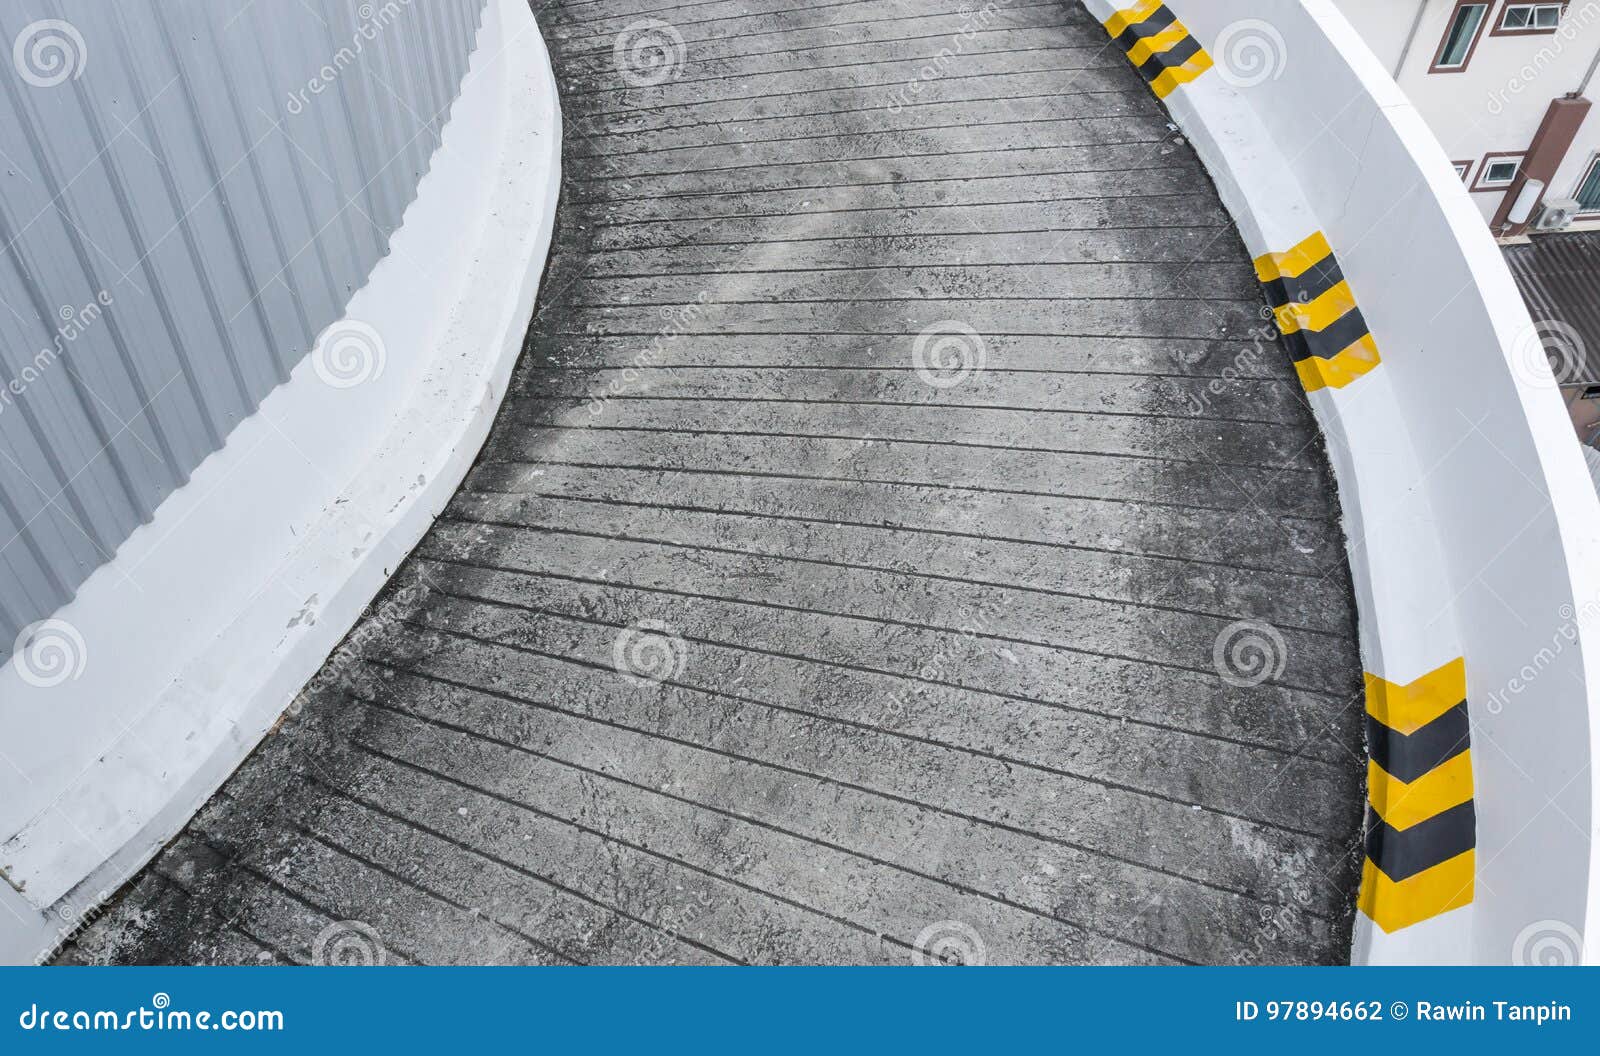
[61,0,1365,966]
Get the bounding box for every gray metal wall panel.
[0,0,484,644]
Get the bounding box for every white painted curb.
[0,0,561,964]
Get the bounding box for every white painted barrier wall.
[0,0,561,964]
[1084,0,1600,964]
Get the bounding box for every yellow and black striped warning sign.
[1254,232,1382,393]
[1102,1,1214,99]
[1359,658,1475,933]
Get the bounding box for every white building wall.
[1333,0,1600,225]
[1335,0,1423,71]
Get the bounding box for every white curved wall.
[1085,0,1600,963]
[0,0,560,964]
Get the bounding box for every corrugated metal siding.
[1503,231,1600,384]
[0,0,485,644]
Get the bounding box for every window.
[1577,156,1600,212]
[1453,161,1473,182]
[1485,160,1520,183]
[1473,153,1524,190]
[1498,2,1565,32]
[1433,2,1490,70]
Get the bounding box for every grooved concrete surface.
[61,0,1367,966]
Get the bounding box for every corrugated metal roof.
[1503,231,1600,385]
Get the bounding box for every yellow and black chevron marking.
[1103,1,1214,99]
[1254,232,1382,393]
[1359,658,1476,933]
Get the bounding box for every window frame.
[1431,1,1494,72]
[1472,151,1526,191]
[1453,160,1475,183]
[1575,154,1600,216]
[1492,1,1568,36]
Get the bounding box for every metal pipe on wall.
[1394,0,1432,79]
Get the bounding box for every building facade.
[1336,0,1600,236]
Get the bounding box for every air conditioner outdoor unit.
[1535,197,1583,231]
